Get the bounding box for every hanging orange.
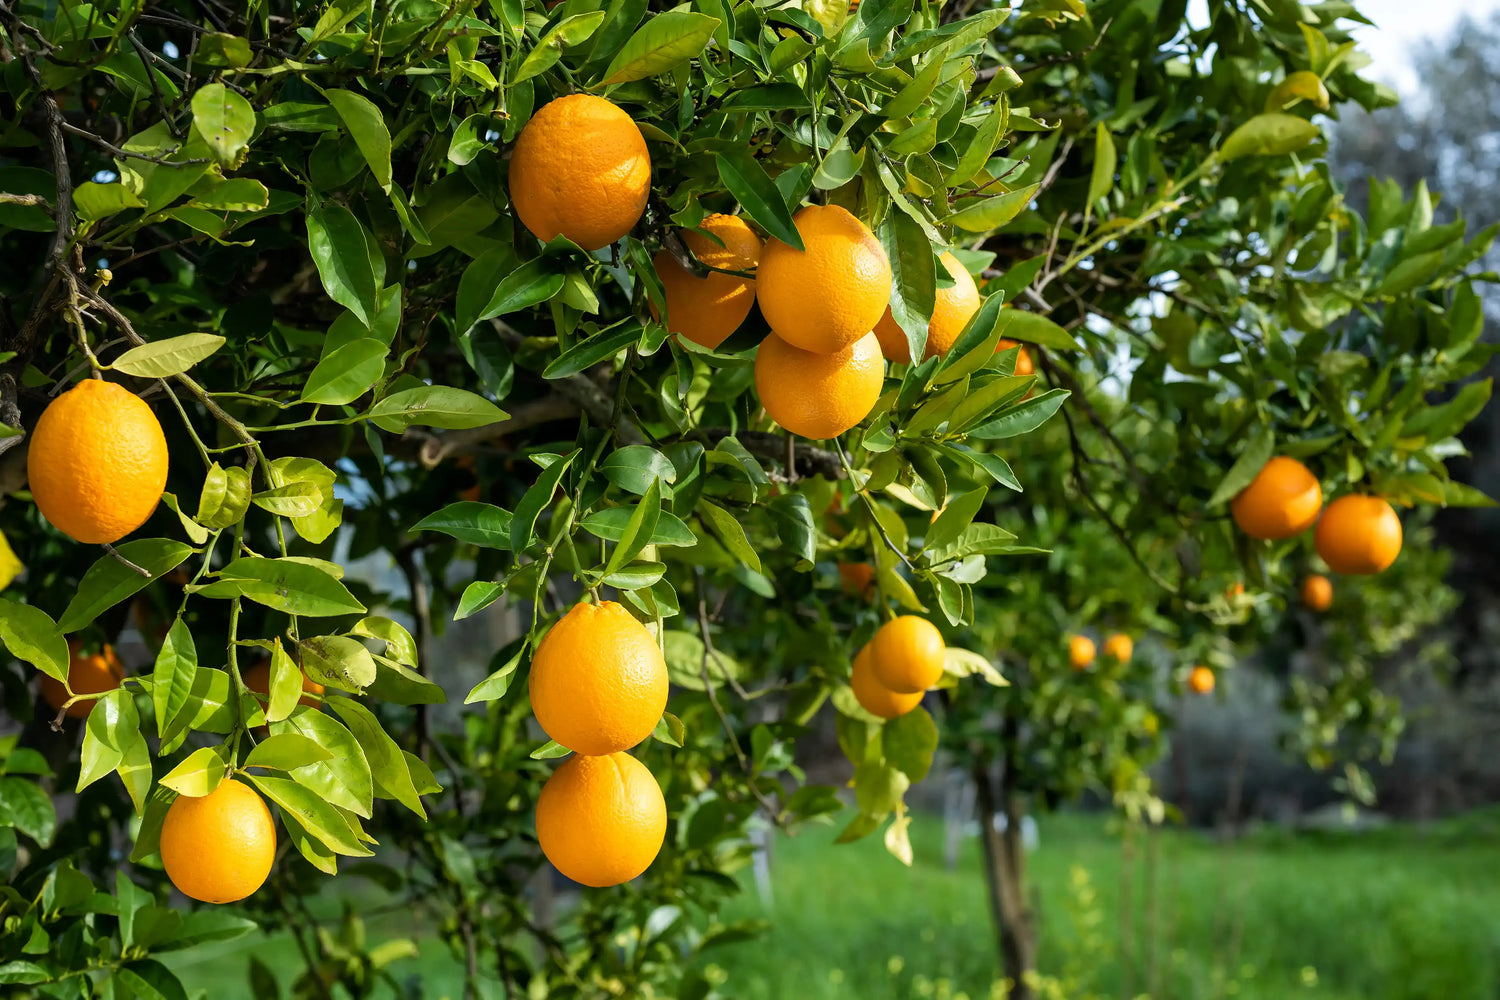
[871,253,981,363]
[535,752,666,887]
[653,214,763,349]
[1229,456,1323,541]
[754,331,883,440]
[850,644,923,720]
[755,205,891,355]
[1314,495,1402,575]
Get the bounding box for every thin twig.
[103,542,152,578]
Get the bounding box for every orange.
[1102,633,1133,662]
[27,380,168,544]
[159,778,276,903]
[996,339,1035,376]
[1069,635,1095,670]
[871,253,981,363]
[528,601,668,756]
[653,214,763,349]
[535,752,666,887]
[838,561,875,599]
[754,331,883,439]
[1314,495,1402,575]
[1301,573,1333,611]
[850,644,922,719]
[1226,581,1245,600]
[755,204,892,354]
[243,659,323,710]
[41,641,125,719]
[1229,456,1322,541]
[869,615,945,694]
[1188,665,1215,695]
[507,94,651,250]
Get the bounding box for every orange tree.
[0,0,1493,998]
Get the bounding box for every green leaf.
[129,786,174,862]
[0,961,49,985]
[248,774,373,857]
[600,445,678,495]
[464,256,566,330]
[269,457,343,545]
[602,11,721,84]
[698,499,762,574]
[330,699,426,819]
[1086,121,1116,215]
[511,451,577,551]
[73,181,144,221]
[252,481,322,518]
[543,323,641,379]
[1376,250,1445,297]
[307,202,379,327]
[455,581,505,621]
[118,959,189,1000]
[530,740,571,759]
[195,32,253,68]
[944,184,1038,233]
[325,89,392,192]
[368,386,507,432]
[301,338,388,405]
[854,761,909,817]
[465,645,524,704]
[192,177,270,212]
[881,48,947,121]
[153,619,198,740]
[995,307,1079,351]
[412,502,513,548]
[270,711,374,818]
[78,689,142,793]
[266,641,303,724]
[110,333,225,378]
[514,11,607,84]
[580,506,695,547]
[602,477,661,578]
[201,557,366,617]
[883,708,937,783]
[58,540,193,634]
[965,388,1070,440]
[158,745,230,797]
[245,733,334,771]
[1219,113,1320,161]
[878,210,936,363]
[0,600,68,684]
[190,83,254,165]
[1207,426,1276,509]
[197,463,252,530]
[716,149,801,250]
[0,778,55,846]
[926,487,987,553]
[298,636,377,692]
[651,712,685,747]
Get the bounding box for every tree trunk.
[974,757,1038,999]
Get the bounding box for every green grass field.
[168,809,1500,999]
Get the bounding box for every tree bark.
[974,757,1038,999]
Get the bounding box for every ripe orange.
[755,204,892,354]
[243,659,324,710]
[41,641,125,719]
[1102,633,1133,662]
[1188,665,1215,695]
[871,253,981,363]
[850,644,922,719]
[1301,573,1333,611]
[754,331,883,440]
[528,601,668,756]
[507,94,651,250]
[535,752,666,887]
[1226,581,1245,600]
[1069,635,1095,670]
[869,615,945,694]
[996,339,1035,376]
[1314,495,1402,575]
[28,380,168,544]
[653,214,763,349]
[838,561,875,599]
[159,778,276,903]
[1229,456,1322,541]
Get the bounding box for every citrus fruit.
[869,615,945,694]
[1229,456,1322,540]
[838,561,875,599]
[1102,633,1133,662]
[1069,635,1095,670]
[1188,665,1215,695]
[41,641,124,719]
[535,752,666,887]
[1301,573,1333,611]
[243,659,324,710]
[507,94,651,250]
[159,778,276,904]
[1226,581,1245,599]
[27,380,168,544]
[996,339,1034,376]
[1314,495,1402,575]
[851,643,922,719]
[755,204,891,354]
[871,253,981,363]
[754,331,883,440]
[653,214,763,349]
[529,601,668,756]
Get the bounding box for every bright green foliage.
[0,0,1492,996]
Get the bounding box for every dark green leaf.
[58,540,193,633]
[412,502,514,548]
[716,149,801,250]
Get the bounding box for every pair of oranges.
[850,616,946,720]
[1230,456,1402,575]
[1068,632,1133,670]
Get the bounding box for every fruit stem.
[102,543,152,578]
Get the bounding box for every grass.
[166,809,1500,999]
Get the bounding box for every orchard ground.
[166,809,1500,1000]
